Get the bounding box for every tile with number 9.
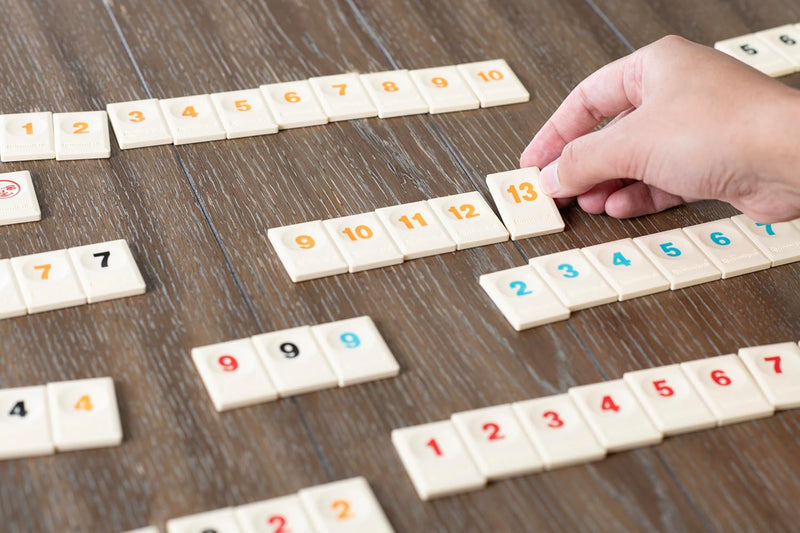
[268,220,349,282]
[409,66,479,114]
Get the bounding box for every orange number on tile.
[22,122,33,135]
[382,81,399,92]
[478,70,504,82]
[447,204,478,220]
[218,355,239,372]
[507,182,537,203]
[398,213,428,229]
[332,83,347,96]
[542,410,564,428]
[74,395,94,411]
[128,111,145,123]
[267,515,288,533]
[73,122,89,134]
[425,437,443,456]
[295,235,315,249]
[431,76,449,88]
[482,422,505,441]
[284,91,301,103]
[33,264,51,280]
[342,225,373,241]
[764,356,782,374]
[234,99,252,112]
[601,395,620,412]
[182,106,199,118]
[332,499,354,520]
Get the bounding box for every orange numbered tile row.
[482,214,800,331]
[0,239,146,319]
[0,377,122,461]
[0,111,110,162]
[191,316,399,412]
[392,341,800,500]
[154,477,394,533]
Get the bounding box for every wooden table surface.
[2,0,799,531]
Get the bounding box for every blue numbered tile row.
[191,316,399,412]
[392,340,800,500]
[480,215,800,331]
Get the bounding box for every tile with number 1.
[683,219,770,278]
[323,213,403,272]
[235,494,315,533]
[529,249,618,310]
[309,73,378,121]
[486,167,564,240]
[68,239,146,304]
[211,89,278,139]
[160,95,227,144]
[107,98,173,149]
[457,59,530,107]
[582,238,669,300]
[53,111,110,160]
[11,249,86,314]
[0,170,41,226]
[360,70,429,118]
[409,66,479,114]
[261,80,328,129]
[268,220,349,282]
[738,342,800,409]
[428,191,509,250]
[299,477,395,533]
[47,377,122,451]
[0,385,54,460]
[0,112,55,162]
[374,201,456,260]
[730,214,800,266]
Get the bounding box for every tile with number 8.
[512,394,606,470]
[0,170,41,226]
[681,354,774,425]
[235,494,315,533]
[392,420,486,500]
[309,73,378,121]
[0,259,27,319]
[47,377,122,451]
[211,89,278,139]
[409,66,479,114]
[479,265,570,331]
[311,316,399,387]
[68,239,146,304]
[375,201,456,260]
[360,70,429,118]
[0,385,54,460]
[323,213,404,273]
[107,98,173,149]
[261,80,328,129]
[683,219,770,278]
[159,95,227,145]
[623,364,716,436]
[53,111,110,160]
[633,229,721,289]
[486,167,563,240]
[428,191,509,250]
[730,214,800,266]
[457,59,530,107]
[714,35,795,77]
[738,342,800,409]
[252,326,338,396]
[582,238,669,300]
[451,404,543,480]
[0,112,55,162]
[268,220,349,282]
[529,249,618,310]
[166,508,242,533]
[299,477,395,533]
[569,380,662,452]
[11,249,86,314]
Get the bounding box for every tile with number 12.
[428,191,509,250]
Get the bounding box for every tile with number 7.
[730,214,800,266]
[68,239,146,304]
[738,342,800,409]
[10,249,86,314]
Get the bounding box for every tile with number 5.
[211,89,278,139]
[633,229,721,289]
[68,239,146,304]
[46,377,122,451]
[11,249,86,314]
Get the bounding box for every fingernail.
[540,161,560,195]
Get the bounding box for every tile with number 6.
[166,508,242,533]
[211,89,278,139]
[738,342,800,409]
[160,95,227,145]
[53,111,111,160]
[323,213,404,272]
[107,98,173,149]
[683,219,770,278]
[192,338,278,411]
[261,80,328,129]
[268,220,349,282]
[46,377,122,451]
[756,25,800,71]
[299,477,395,533]
[486,167,563,240]
[480,265,569,331]
[0,385,54,460]
[68,239,146,304]
[235,494,315,533]
[11,249,86,314]
[730,214,800,266]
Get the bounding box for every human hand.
[520,35,800,222]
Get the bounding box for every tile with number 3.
[299,477,395,533]
[107,98,173,149]
[46,377,122,451]
[11,249,86,314]
[68,239,146,304]
[529,249,618,310]
[738,342,800,409]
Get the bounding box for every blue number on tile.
[557,263,579,278]
[710,231,731,246]
[755,222,775,236]
[340,333,361,348]
[509,281,533,296]
[612,252,632,267]
[659,242,682,257]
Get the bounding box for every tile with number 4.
[268,220,349,282]
[451,404,543,480]
[166,508,242,533]
[107,98,173,149]
[457,59,530,107]
[0,385,54,460]
[730,214,800,266]
[323,213,403,272]
[0,112,55,162]
[0,170,41,226]
[512,394,606,470]
[235,494,315,533]
[309,73,378,121]
[428,191,509,250]
[683,219,770,278]
[392,420,486,500]
[311,316,399,387]
[160,95,227,145]
[299,477,395,533]
[633,229,721,289]
[479,265,569,331]
[486,167,563,240]
[11,249,86,314]
[409,66,479,114]
[714,35,795,77]
[681,354,774,425]
[252,326,338,396]
[738,342,800,409]
[261,80,328,129]
[529,249,618,310]
[623,364,716,436]
[361,70,429,118]
[582,238,669,300]
[68,239,146,304]
[569,380,662,453]
[192,338,278,411]
[211,89,278,139]
[375,201,456,260]
[47,377,122,451]
[53,111,110,160]
[0,259,27,319]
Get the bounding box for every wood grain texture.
[0,0,798,531]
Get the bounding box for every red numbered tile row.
[0,171,41,226]
[0,239,146,319]
[482,215,800,330]
[106,59,528,149]
[0,111,110,162]
[715,23,800,77]
[125,477,394,533]
[192,316,399,412]
[392,342,800,500]
[0,377,122,460]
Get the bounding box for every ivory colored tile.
[107,98,173,149]
[683,219,770,278]
[633,229,721,289]
[428,192,509,250]
[714,34,796,76]
[0,170,41,226]
[53,111,110,160]
[486,167,563,240]
[409,66,479,113]
[730,214,800,266]
[0,112,55,162]
[457,59,530,107]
